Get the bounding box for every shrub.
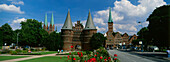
[10,51,17,55]
[42,48,46,51]
[86,51,92,55]
[2,49,10,54]
[22,50,28,53]
[15,49,22,53]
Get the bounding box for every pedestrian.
[58,49,60,54]
[61,50,63,53]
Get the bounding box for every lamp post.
[139,41,143,52]
[17,33,20,46]
[138,22,144,52]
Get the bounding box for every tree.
[39,29,49,46]
[1,23,13,45]
[20,19,42,46]
[137,27,152,45]
[44,32,63,51]
[147,5,170,48]
[0,27,3,47]
[90,33,106,50]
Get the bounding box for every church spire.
[44,13,48,26]
[62,10,73,29]
[85,10,96,29]
[108,7,113,23]
[51,13,54,26]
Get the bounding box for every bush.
[10,51,17,55]
[42,48,46,51]
[15,49,22,53]
[2,49,10,54]
[86,51,92,55]
[22,50,28,53]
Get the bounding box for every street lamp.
[138,22,143,39]
[139,41,143,52]
[17,33,20,46]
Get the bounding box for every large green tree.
[147,5,170,48]
[0,27,3,47]
[137,27,152,45]
[1,23,13,45]
[90,33,106,50]
[44,32,63,51]
[39,29,49,46]
[20,19,42,46]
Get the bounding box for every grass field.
[18,56,70,62]
[0,56,29,61]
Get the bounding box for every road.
[108,50,156,62]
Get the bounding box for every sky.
[0,0,169,35]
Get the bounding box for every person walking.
[58,49,60,54]
[61,50,63,53]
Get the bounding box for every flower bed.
[65,46,113,62]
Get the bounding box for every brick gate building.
[61,10,97,51]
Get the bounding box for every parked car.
[148,46,159,52]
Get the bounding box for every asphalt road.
[108,50,156,62]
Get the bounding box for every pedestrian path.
[0,51,70,62]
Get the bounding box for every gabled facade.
[105,8,137,48]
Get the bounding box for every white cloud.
[12,18,26,23]
[11,18,26,30]
[92,0,166,35]
[0,4,24,14]
[96,26,106,32]
[11,1,24,5]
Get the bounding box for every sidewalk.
[0,51,70,62]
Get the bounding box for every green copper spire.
[51,13,54,26]
[44,13,48,26]
[85,10,96,29]
[62,10,73,29]
[108,7,113,23]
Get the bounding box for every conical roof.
[44,13,48,26]
[108,7,113,23]
[51,13,54,26]
[62,10,73,29]
[85,11,96,29]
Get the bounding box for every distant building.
[61,10,97,51]
[43,13,55,33]
[105,8,137,48]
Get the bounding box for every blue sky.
[0,0,169,35]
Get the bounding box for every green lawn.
[0,56,29,61]
[32,51,57,55]
[18,56,70,62]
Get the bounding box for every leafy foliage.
[44,32,63,51]
[1,23,13,45]
[20,19,42,46]
[90,33,106,50]
[147,5,170,48]
[137,27,152,45]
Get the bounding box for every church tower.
[106,7,115,48]
[82,10,97,50]
[43,13,48,31]
[49,13,55,33]
[61,10,74,50]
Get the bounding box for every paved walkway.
[0,52,70,62]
